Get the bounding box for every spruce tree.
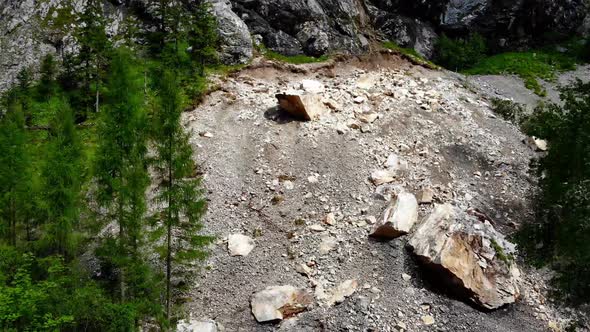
[94,48,149,301]
[152,69,212,318]
[41,99,83,258]
[0,102,31,246]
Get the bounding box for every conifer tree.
[41,100,83,258]
[38,54,58,100]
[0,102,31,246]
[75,0,111,116]
[152,69,212,319]
[94,48,149,300]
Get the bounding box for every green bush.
[518,81,590,304]
[581,39,590,62]
[434,33,487,71]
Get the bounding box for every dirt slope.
[180,53,563,332]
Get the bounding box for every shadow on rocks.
[264,106,299,124]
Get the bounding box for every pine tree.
[152,69,212,318]
[94,48,149,301]
[186,1,218,76]
[41,99,83,258]
[75,0,111,116]
[0,102,31,246]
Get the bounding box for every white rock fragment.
[370,192,418,239]
[370,169,396,185]
[299,79,324,93]
[421,315,435,326]
[227,234,255,256]
[251,286,313,322]
[526,136,548,151]
[309,224,326,232]
[327,279,358,306]
[176,319,218,332]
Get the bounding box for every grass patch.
[490,239,514,265]
[264,49,329,64]
[382,41,438,68]
[465,51,577,96]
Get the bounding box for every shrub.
[490,98,528,124]
[434,33,487,71]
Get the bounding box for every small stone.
[309,224,326,232]
[200,131,214,138]
[366,215,377,225]
[319,236,338,255]
[308,175,319,183]
[327,279,358,305]
[421,315,435,326]
[396,321,407,330]
[418,188,434,204]
[370,170,395,185]
[401,273,411,281]
[353,96,366,104]
[356,112,379,124]
[324,213,336,226]
[295,264,313,277]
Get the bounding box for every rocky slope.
[177,53,585,331]
[1,0,589,91]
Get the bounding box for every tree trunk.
[166,136,173,319]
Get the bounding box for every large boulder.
[250,285,313,322]
[276,91,329,121]
[408,204,521,310]
[370,192,418,239]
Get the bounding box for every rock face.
[250,286,313,322]
[370,192,418,239]
[408,204,521,310]
[1,0,589,91]
[207,0,253,64]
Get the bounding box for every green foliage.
[0,249,139,331]
[40,101,83,258]
[518,81,590,303]
[0,103,33,246]
[94,48,150,301]
[38,54,59,100]
[435,33,487,71]
[151,69,213,318]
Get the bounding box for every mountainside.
[1,0,589,91]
